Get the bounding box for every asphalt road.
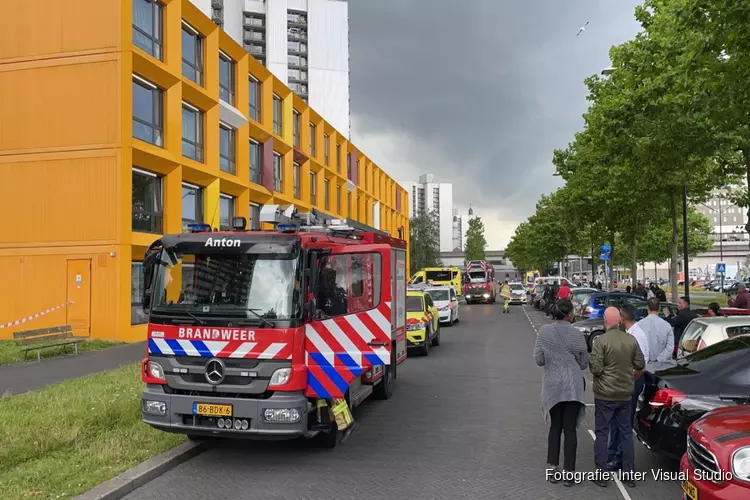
[123,303,682,500]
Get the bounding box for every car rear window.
[592,296,605,307]
[681,321,708,353]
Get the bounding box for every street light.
[601,66,615,76]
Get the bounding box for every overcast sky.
[349,0,643,249]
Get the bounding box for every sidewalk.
[0,342,146,396]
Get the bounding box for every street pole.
[682,184,690,302]
[719,195,724,292]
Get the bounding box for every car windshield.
[407,295,424,312]
[680,321,709,353]
[428,290,450,302]
[426,270,451,281]
[151,249,301,320]
[509,284,524,290]
[468,272,487,282]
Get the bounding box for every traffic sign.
[553,263,559,269]
[600,245,611,254]
[600,254,610,261]
[716,262,726,274]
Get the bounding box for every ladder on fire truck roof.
[259,204,389,236]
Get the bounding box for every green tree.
[464,217,487,261]
[409,211,441,273]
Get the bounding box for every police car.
[423,285,460,325]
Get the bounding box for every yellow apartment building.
[0,0,409,343]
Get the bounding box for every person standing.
[500,280,512,314]
[590,307,645,489]
[606,304,649,471]
[533,299,589,487]
[557,280,572,300]
[663,296,698,356]
[639,298,674,363]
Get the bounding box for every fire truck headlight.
[483,293,490,299]
[465,294,471,299]
[142,400,167,416]
[263,408,301,424]
[268,368,292,387]
[148,361,165,381]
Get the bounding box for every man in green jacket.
[589,306,645,489]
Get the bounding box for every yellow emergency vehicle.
[405,289,441,356]
[410,267,463,296]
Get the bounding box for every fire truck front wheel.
[373,347,396,400]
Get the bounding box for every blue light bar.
[277,223,298,233]
[187,223,211,233]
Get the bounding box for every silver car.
[678,316,750,358]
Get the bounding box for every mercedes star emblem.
[204,358,225,385]
[696,426,704,433]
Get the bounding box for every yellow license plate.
[681,480,698,500]
[193,403,232,417]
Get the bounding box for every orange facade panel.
[0,0,121,62]
[0,153,121,246]
[0,58,121,154]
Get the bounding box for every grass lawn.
[0,364,184,499]
[0,339,122,366]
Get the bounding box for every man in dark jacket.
[590,307,645,488]
[663,296,698,353]
[729,283,750,309]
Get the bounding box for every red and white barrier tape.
[0,300,72,329]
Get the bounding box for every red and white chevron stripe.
[305,302,392,369]
[0,301,71,329]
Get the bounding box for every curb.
[74,441,206,500]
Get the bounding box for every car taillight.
[584,306,594,316]
[649,388,687,408]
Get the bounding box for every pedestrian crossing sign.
[716,262,726,274]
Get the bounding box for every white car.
[678,316,750,358]
[425,286,460,326]
[508,282,527,304]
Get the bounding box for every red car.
[680,405,750,500]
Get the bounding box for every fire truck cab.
[463,260,497,304]
[139,205,407,447]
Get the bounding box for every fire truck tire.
[311,421,340,448]
[373,348,396,400]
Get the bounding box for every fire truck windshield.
[468,272,487,282]
[151,250,301,320]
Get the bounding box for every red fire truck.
[463,260,497,304]
[139,205,408,447]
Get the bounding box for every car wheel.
[432,327,441,346]
[587,330,605,353]
[421,327,431,356]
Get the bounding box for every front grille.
[687,435,720,475]
[466,288,488,295]
[179,373,255,386]
[175,356,261,369]
[166,386,275,399]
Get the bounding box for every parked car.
[635,337,750,459]
[573,302,678,352]
[406,290,441,356]
[424,285,460,326]
[677,316,750,358]
[695,306,750,317]
[571,287,598,318]
[575,292,646,321]
[508,282,527,304]
[680,404,750,500]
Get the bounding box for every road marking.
[522,305,538,333]
[586,429,634,500]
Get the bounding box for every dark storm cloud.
[350,0,642,218]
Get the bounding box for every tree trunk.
[670,188,680,302]
[610,233,616,291]
[744,148,750,252]
[631,230,638,292]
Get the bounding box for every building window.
[336,185,341,213]
[249,139,262,184]
[182,103,204,162]
[249,77,261,122]
[273,94,282,135]
[336,143,341,172]
[132,76,163,146]
[293,162,301,199]
[219,194,234,230]
[219,124,236,174]
[287,10,308,99]
[133,0,162,60]
[243,12,266,66]
[273,152,283,192]
[324,179,330,210]
[131,262,148,324]
[219,52,235,105]
[323,134,329,165]
[182,183,203,230]
[310,123,316,157]
[293,110,301,148]
[310,171,317,205]
[181,23,203,85]
[249,203,261,230]
[132,168,163,233]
